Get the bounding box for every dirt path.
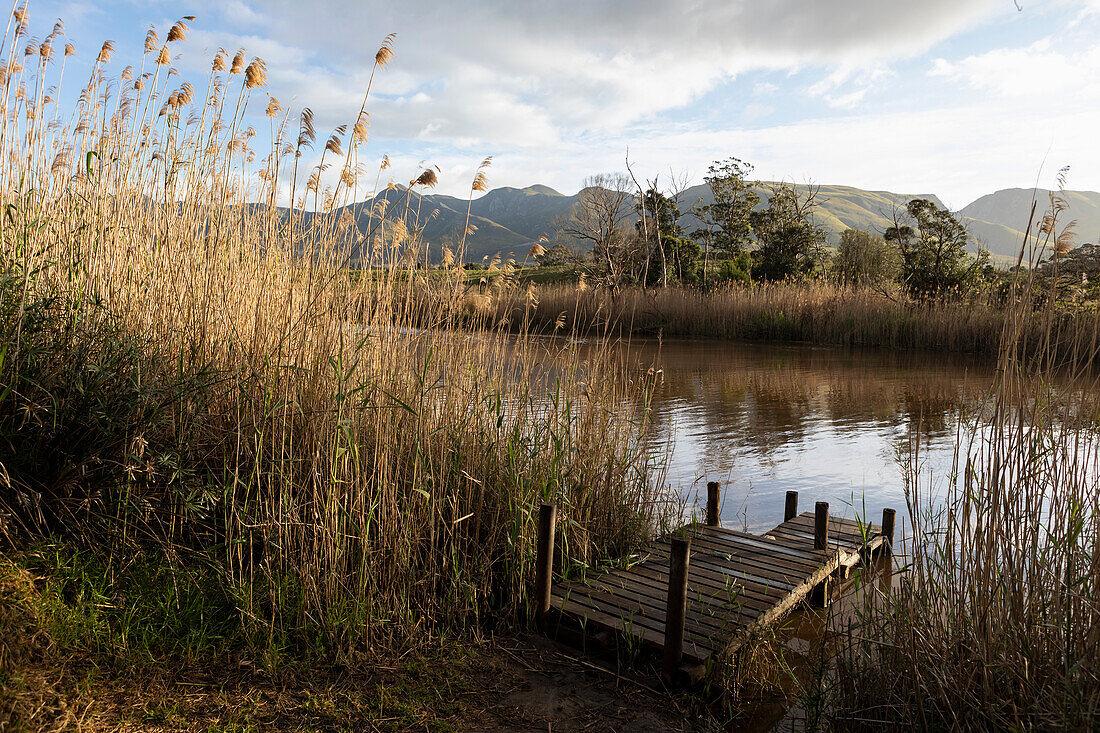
[3,629,715,732]
[3,554,842,732]
[473,635,707,732]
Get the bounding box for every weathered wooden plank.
[775,521,868,547]
[559,573,749,634]
[551,594,713,661]
[627,552,798,601]
[552,589,702,646]
[785,513,879,541]
[590,563,778,617]
[648,539,811,590]
[720,549,843,657]
[659,531,821,574]
[551,590,718,657]
[653,538,810,578]
[546,503,892,672]
[677,530,827,572]
[674,532,822,575]
[558,573,745,635]
[766,526,858,551]
[694,525,828,563]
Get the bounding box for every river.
[604,338,996,538]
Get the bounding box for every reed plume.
[0,15,666,666]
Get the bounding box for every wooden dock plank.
[546,507,889,673]
[557,573,750,634]
[553,584,734,644]
[644,543,807,599]
[583,564,776,617]
[550,592,716,660]
[694,526,828,564]
[625,555,797,607]
[659,533,821,580]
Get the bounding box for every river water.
[607,338,996,537]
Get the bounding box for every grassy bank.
[490,280,1100,365]
[0,12,671,726]
[0,550,700,732]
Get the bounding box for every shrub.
[832,228,900,287]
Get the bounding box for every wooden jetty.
[535,485,896,684]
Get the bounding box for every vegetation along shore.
[1,7,1098,733]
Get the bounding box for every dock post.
[814,501,829,551]
[810,501,830,607]
[706,482,720,527]
[663,535,691,683]
[881,507,896,554]
[535,503,557,626]
[784,491,799,522]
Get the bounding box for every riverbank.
[491,281,1098,366]
[0,552,699,731]
[0,17,676,732]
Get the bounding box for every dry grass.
[819,199,1100,729]
[0,9,669,668]
[498,281,1100,365]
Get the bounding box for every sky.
[25,0,1100,209]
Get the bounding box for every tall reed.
[0,10,668,660]
[498,281,1099,364]
[821,193,1100,728]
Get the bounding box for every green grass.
[512,265,579,285]
[0,551,491,731]
[8,546,244,666]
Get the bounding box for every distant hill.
[323,183,1100,264]
[678,183,948,249]
[958,188,1100,262]
[349,186,536,261]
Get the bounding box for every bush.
[0,253,217,542]
[832,228,900,286]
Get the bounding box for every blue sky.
[25,0,1100,208]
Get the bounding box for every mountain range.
[338,183,1100,264]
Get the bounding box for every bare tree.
[624,155,654,285]
[560,173,634,286]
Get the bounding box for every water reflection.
[611,339,995,533]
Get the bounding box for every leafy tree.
[748,183,827,281]
[636,187,689,284]
[692,157,759,259]
[637,188,684,239]
[713,256,752,285]
[887,198,988,300]
[663,236,702,284]
[833,228,900,286]
[537,242,580,268]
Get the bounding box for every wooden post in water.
[784,491,799,522]
[535,503,557,625]
[663,535,691,682]
[881,507,896,554]
[706,482,720,527]
[814,501,829,551]
[810,501,830,607]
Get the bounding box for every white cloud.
[51,0,1100,205]
[448,95,1097,209]
[223,1,263,26]
[742,103,773,121]
[807,62,895,109]
[929,38,1100,99]
[170,0,1001,151]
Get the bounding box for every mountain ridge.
[335,183,1100,263]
